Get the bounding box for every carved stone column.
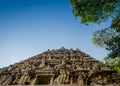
[50,75,54,85]
[70,77,73,85]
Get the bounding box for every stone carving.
[39,58,46,69]
[2,74,12,85]
[45,65,52,69]
[0,47,120,85]
[48,54,51,60]
[13,73,21,84]
[53,69,67,84]
[77,72,84,86]
[18,69,30,85]
[76,62,83,70]
[0,75,9,85]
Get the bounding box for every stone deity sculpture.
[53,69,67,84]
[39,58,46,69]
[77,72,84,86]
[18,69,30,85]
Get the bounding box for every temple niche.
[0,47,120,85]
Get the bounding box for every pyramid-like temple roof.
[0,47,120,85]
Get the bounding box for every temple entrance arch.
[34,75,52,85]
[32,68,55,85]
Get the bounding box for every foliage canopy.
[70,0,120,24]
[70,0,120,59]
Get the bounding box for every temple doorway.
[35,75,52,85]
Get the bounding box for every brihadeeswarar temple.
[0,47,120,85]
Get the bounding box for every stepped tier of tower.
[0,47,120,85]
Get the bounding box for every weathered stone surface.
[0,47,120,85]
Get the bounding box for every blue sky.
[0,0,110,68]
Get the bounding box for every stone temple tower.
[0,47,120,85]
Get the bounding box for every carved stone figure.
[2,75,12,85]
[77,72,84,86]
[47,53,51,60]
[76,62,83,70]
[13,73,21,84]
[70,77,73,85]
[39,58,46,69]
[18,69,30,85]
[45,65,51,69]
[0,75,9,85]
[53,69,67,84]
